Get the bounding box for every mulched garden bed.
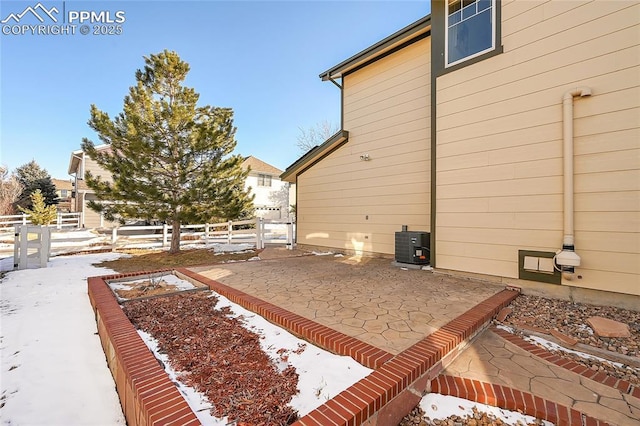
[122,292,300,425]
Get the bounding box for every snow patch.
[420,394,553,425]
[212,292,373,416]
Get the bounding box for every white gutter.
[555,87,591,275]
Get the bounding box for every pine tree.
[19,189,58,225]
[82,50,254,253]
[14,161,59,209]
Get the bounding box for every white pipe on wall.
[556,87,591,274]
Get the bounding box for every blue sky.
[0,0,429,179]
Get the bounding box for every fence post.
[205,223,210,245]
[13,225,19,269]
[19,226,28,269]
[163,223,169,248]
[56,213,62,230]
[227,221,233,245]
[255,217,263,250]
[22,213,28,225]
[286,215,294,250]
[112,227,118,249]
[39,226,50,268]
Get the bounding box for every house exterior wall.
[245,172,289,219]
[297,37,431,255]
[434,1,639,295]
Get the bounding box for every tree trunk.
[170,219,181,253]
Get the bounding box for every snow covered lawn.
[0,253,371,425]
[0,253,126,425]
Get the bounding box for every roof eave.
[319,14,431,81]
[281,130,349,182]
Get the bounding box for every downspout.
[555,87,591,277]
[328,77,344,130]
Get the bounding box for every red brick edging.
[491,326,640,399]
[430,375,609,426]
[101,267,622,426]
[88,271,200,426]
[294,289,520,425]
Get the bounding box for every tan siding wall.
[435,0,640,295]
[297,37,431,255]
[83,156,112,182]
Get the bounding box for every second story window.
[258,174,272,187]
[446,0,495,67]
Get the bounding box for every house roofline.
[67,144,110,175]
[281,130,349,182]
[319,14,431,81]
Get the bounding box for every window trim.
[445,0,497,68]
[257,174,272,187]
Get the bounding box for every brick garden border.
[491,326,640,399]
[430,375,609,426]
[88,270,200,426]
[89,268,617,426]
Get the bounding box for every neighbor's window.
[446,0,495,66]
[60,189,68,197]
[258,174,272,187]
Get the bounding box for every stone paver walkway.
[190,247,638,424]
[191,251,503,355]
[444,329,640,425]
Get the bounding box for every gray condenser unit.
[395,229,430,265]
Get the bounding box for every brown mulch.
[122,292,299,425]
[95,248,259,273]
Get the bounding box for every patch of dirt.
[123,292,299,425]
[113,279,184,300]
[95,248,259,273]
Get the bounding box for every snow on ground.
[496,324,626,368]
[214,291,373,417]
[0,251,371,425]
[0,253,126,425]
[420,394,554,425]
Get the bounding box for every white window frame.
[445,0,496,67]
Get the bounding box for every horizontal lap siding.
[297,38,431,255]
[435,0,640,295]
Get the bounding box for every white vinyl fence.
[13,225,52,269]
[0,212,81,233]
[110,217,295,250]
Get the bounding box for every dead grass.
[94,248,259,273]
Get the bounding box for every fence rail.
[110,217,294,249]
[0,212,81,232]
[0,217,295,258]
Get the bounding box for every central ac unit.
[395,230,430,265]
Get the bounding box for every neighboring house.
[242,156,290,219]
[68,146,116,228]
[52,178,73,212]
[68,149,290,225]
[282,1,639,298]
